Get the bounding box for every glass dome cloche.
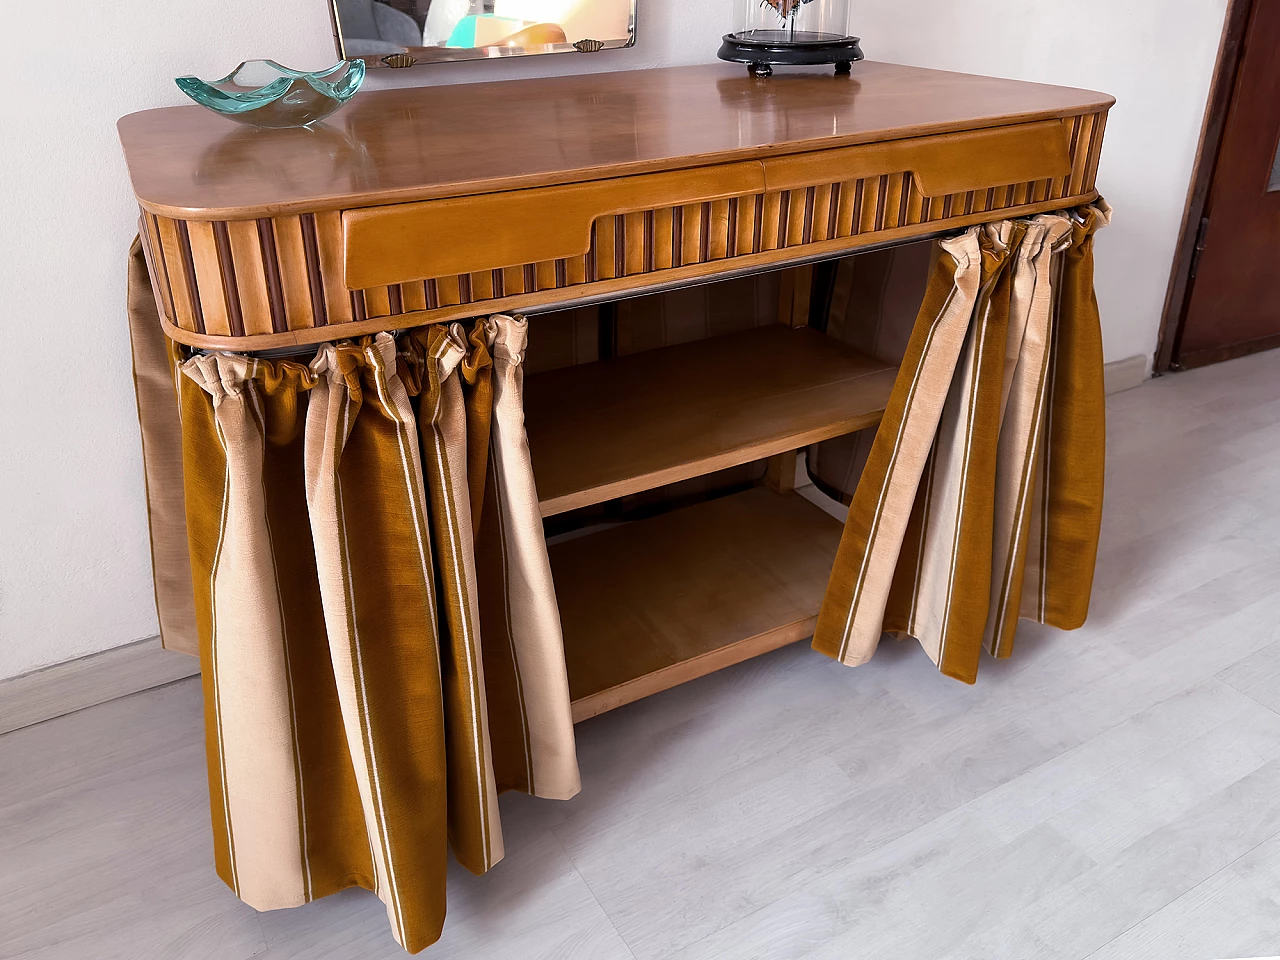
[718,0,863,77]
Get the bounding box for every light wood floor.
[6,349,1280,960]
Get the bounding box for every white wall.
[852,0,1230,367]
[0,0,1225,678]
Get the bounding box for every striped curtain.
[175,317,579,953]
[813,202,1111,682]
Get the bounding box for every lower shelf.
[548,485,844,722]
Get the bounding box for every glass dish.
[175,59,366,128]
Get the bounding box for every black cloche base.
[717,32,865,78]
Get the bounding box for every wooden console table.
[119,62,1111,721]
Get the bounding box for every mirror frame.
[328,0,637,70]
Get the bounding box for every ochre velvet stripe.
[459,320,495,534]
[404,324,503,877]
[1022,202,1112,631]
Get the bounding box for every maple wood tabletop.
[118,61,1112,219]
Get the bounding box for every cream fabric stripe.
[909,297,987,664]
[904,444,939,634]
[485,315,581,801]
[832,232,983,665]
[907,223,1013,667]
[207,412,237,895]
[835,312,955,662]
[242,375,314,900]
[181,354,307,910]
[305,342,406,944]
[984,216,1073,656]
[429,325,503,868]
[984,219,1055,652]
[491,456,534,789]
[836,288,958,663]
[126,241,199,656]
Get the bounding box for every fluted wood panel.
[140,108,1108,351]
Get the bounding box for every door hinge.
[1189,216,1211,280]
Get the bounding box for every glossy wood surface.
[525,324,895,516]
[550,486,843,722]
[117,61,1113,219]
[341,119,1072,289]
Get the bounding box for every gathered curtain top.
[177,316,527,445]
[181,315,524,391]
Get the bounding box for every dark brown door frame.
[1154,0,1257,373]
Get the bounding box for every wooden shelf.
[549,486,843,722]
[525,324,897,517]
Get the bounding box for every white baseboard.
[0,637,199,736]
[1105,354,1148,395]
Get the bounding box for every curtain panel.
[149,308,579,953]
[812,203,1111,682]
[127,239,199,655]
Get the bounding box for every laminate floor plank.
[0,638,198,736]
[0,683,265,960]
[256,829,636,960]
[678,823,1095,960]
[1219,640,1280,716]
[935,759,1280,960]
[5,350,1280,959]
[1043,699,1280,861]
[1081,831,1280,960]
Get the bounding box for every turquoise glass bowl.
[175,59,365,128]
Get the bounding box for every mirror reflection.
[330,0,636,67]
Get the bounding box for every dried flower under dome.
[760,0,818,24]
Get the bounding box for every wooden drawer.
[343,119,1074,292]
[761,119,1074,197]
[342,161,767,290]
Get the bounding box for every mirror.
[329,0,636,68]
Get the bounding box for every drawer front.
[762,119,1074,198]
[342,162,768,290]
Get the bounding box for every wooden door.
[1175,0,1280,368]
